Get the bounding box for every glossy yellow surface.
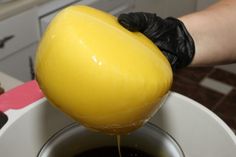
[35,5,173,134]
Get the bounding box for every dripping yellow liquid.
[117,135,122,157]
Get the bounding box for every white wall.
[196,0,218,10]
[132,0,197,18]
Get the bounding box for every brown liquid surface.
[74,146,154,157]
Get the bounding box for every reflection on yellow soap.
[35,5,173,134]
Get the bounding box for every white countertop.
[0,0,52,20]
[0,71,23,91]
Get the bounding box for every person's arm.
[179,0,236,66]
[118,0,236,69]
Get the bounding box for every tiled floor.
[172,67,236,133]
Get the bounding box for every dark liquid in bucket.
[74,146,154,157]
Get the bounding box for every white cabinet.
[0,71,23,92]
[0,43,38,82]
[0,8,39,82]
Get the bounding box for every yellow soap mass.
[35,5,173,134]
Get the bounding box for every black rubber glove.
[118,12,195,70]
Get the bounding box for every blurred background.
[0,0,235,133]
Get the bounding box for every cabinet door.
[0,8,39,60]
[0,43,38,82]
[0,8,39,82]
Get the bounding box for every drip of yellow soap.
[35,5,173,134]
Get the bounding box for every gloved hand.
[118,12,195,70]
